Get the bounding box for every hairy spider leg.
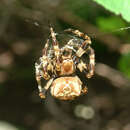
[64,28,91,57]
[42,39,50,80]
[50,27,61,72]
[68,29,95,78]
[35,39,52,99]
[75,47,95,78]
[85,46,95,78]
[35,62,45,98]
[42,39,49,55]
[39,77,54,99]
[72,58,88,94]
[65,28,91,42]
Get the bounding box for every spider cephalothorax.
[35,27,95,100]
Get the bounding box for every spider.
[35,27,95,100]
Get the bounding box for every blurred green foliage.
[93,0,130,22]
[96,16,126,35]
[118,53,130,79]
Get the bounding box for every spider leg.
[81,86,88,94]
[65,28,91,57]
[35,62,55,99]
[67,28,95,78]
[77,59,88,72]
[42,39,49,56]
[76,75,88,95]
[74,62,88,95]
[65,28,91,42]
[50,27,61,71]
[39,77,54,99]
[41,39,51,80]
[74,46,95,78]
[86,46,95,78]
[35,39,53,99]
[35,62,44,97]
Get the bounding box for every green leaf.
[93,0,130,22]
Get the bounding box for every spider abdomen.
[51,76,82,100]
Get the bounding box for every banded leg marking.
[86,47,95,78]
[50,27,61,71]
[65,28,92,57]
[75,47,95,78]
[41,39,51,80]
[35,63,43,94]
[39,77,54,99]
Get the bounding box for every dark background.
[0,0,130,130]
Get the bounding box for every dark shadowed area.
[0,0,130,130]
